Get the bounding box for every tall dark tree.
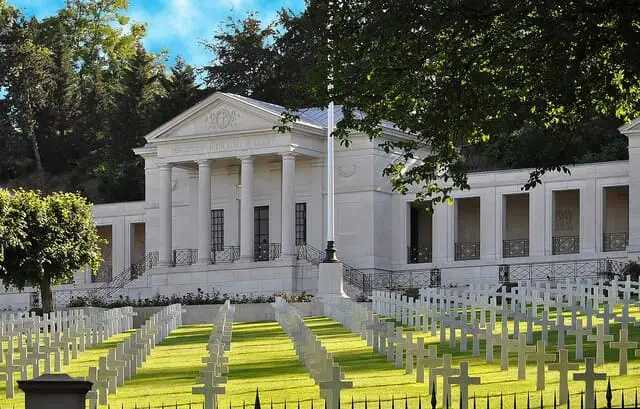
[1,15,54,177]
[96,43,161,202]
[202,14,281,102]
[156,57,203,124]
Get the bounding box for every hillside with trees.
[0,0,635,204]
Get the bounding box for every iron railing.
[498,257,629,283]
[90,252,159,300]
[91,264,113,283]
[603,232,629,252]
[502,239,529,258]
[552,235,579,255]
[407,246,432,263]
[173,248,198,265]
[296,244,324,264]
[454,242,480,260]
[254,243,281,261]
[212,246,240,263]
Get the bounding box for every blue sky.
[10,0,306,68]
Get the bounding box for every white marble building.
[4,92,640,309]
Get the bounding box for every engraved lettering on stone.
[205,108,240,130]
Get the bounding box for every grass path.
[106,324,212,409]
[0,330,134,409]
[223,321,320,409]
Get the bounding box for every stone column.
[580,181,597,255]
[281,152,296,256]
[432,201,451,263]
[239,156,254,261]
[622,122,640,258]
[529,188,546,258]
[197,159,213,264]
[158,163,173,266]
[480,188,497,260]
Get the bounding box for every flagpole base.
[323,240,339,263]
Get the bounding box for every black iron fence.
[213,246,240,263]
[174,248,198,266]
[552,235,579,255]
[502,239,529,258]
[499,258,629,283]
[455,242,480,260]
[113,380,639,409]
[297,244,324,264]
[408,246,433,264]
[603,232,629,252]
[91,264,113,283]
[255,243,281,261]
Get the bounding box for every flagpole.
[324,100,338,262]
[324,0,338,263]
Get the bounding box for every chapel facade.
[2,92,640,309]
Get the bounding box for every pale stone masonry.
[2,92,640,308]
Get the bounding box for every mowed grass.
[223,321,319,409]
[106,324,212,409]
[2,305,640,409]
[0,330,134,409]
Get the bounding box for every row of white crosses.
[371,278,637,409]
[274,296,352,409]
[322,295,482,409]
[0,306,135,398]
[85,304,182,409]
[374,275,640,370]
[192,301,235,409]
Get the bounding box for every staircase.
[52,252,159,307]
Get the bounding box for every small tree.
[0,189,103,313]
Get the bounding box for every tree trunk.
[40,276,54,314]
[30,130,44,174]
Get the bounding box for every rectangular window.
[211,209,224,251]
[295,203,307,246]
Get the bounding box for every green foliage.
[0,189,103,312]
[284,0,640,202]
[68,288,313,308]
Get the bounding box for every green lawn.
[1,305,639,409]
[106,324,213,409]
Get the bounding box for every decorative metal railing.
[296,244,436,295]
[454,242,480,260]
[173,248,198,265]
[91,265,113,283]
[552,235,579,255]
[254,243,281,261]
[498,258,629,283]
[603,232,629,252]
[296,244,324,264]
[407,247,432,264]
[212,246,240,263]
[502,239,529,258]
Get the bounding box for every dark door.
[254,206,269,261]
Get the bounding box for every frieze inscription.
[167,135,279,156]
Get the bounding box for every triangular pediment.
[144,92,294,142]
